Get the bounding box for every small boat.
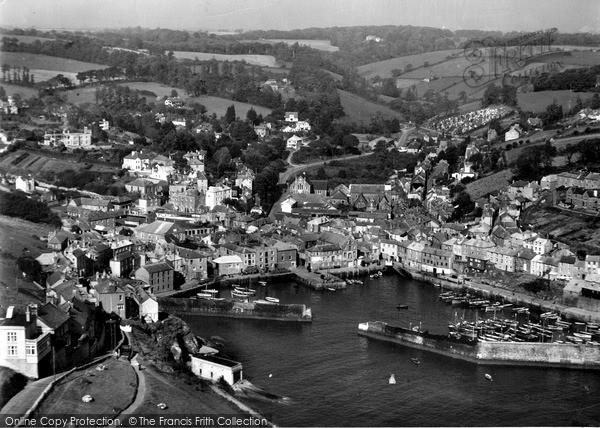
[265,297,280,303]
[485,373,493,381]
[396,304,409,310]
[388,374,396,384]
[203,289,218,294]
[411,358,421,365]
[197,292,213,298]
[232,289,256,297]
[258,281,267,287]
[327,287,336,291]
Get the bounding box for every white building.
[15,176,35,193]
[286,135,308,150]
[0,306,52,379]
[205,186,232,210]
[190,354,243,385]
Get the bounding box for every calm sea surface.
[182,274,600,427]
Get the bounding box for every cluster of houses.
[544,171,600,212]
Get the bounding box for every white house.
[15,176,36,193]
[190,354,243,385]
[205,186,232,210]
[285,111,299,122]
[0,306,52,379]
[505,125,521,142]
[286,135,307,150]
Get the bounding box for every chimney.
[26,306,31,323]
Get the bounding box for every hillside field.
[517,90,595,113]
[1,83,39,98]
[0,52,108,83]
[172,51,277,67]
[0,52,107,72]
[357,49,461,81]
[337,89,401,124]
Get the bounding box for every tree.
[404,63,413,73]
[380,78,399,98]
[170,89,178,98]
[17,256,42,283]
[246,107,258,124]
[542,101,563,125]
[482,84,501,106]
[225,105,236,124]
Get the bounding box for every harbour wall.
[392,264,600,324]
[358,321,600,370]
[158,297,312,322]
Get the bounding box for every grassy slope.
[172,51,277,67]
[357,49,461,81]
[337,89,401,124]
[0,52,107,72]
[517,90,595,114]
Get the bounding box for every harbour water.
[182,274,600,427]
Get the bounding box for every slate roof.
[38,302,70,329]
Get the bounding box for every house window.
[7,332,17,342]
[26,345,35,355]
[7,345,17,356]
[119,294,123,301]
[117,304,125,311]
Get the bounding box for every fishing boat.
[388,374,396,384]
[485,373,493,381]
[411,358,421,365]
[265,297,280,303]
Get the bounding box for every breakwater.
[358,321,600,370]
[158,297,312,322]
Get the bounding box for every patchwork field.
[337,89,401,124]
[357,49,461,81]
[172,51,277,67]
[517,90,595,113]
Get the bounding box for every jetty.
[158,297,312,322]
[290,267,346,290]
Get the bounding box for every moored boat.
[388,374,396,384]
[265,297,280,303]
